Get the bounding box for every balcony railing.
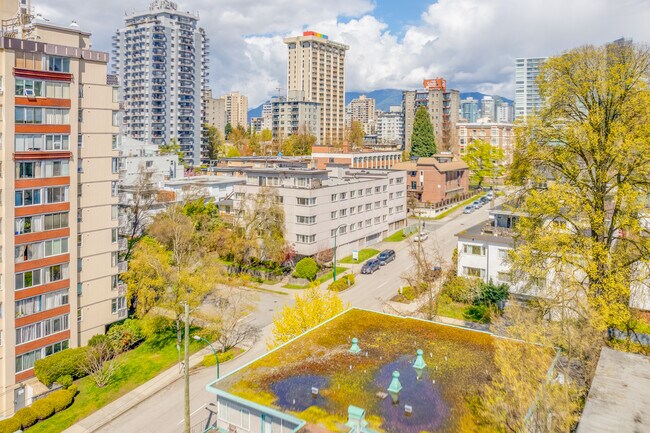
[118,261,128,273]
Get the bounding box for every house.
[393,154,469,206]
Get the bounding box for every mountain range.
[247,90,513,120]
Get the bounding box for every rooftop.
[207,309,545,433]
[577,347,650,433]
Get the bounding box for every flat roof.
[207,309,549,433]
[577,347,650,433]
[455,220,515,244]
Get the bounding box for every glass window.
[46,56,70,73]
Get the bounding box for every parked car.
[463,206,474,214]
[472,201,481,209]
[413,232,429,242]
[378,249,396,265]
[479,197,489,205]
[361,258,381,274]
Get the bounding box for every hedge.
[57,374,73,389]
[14,407,38,429]
[49,386,76,413]
[293,257,319,281]
[328,274,355,292]
[30,398,55,420]
[0,417,21,433]
[201,349,235,367]
[34,347,88,386]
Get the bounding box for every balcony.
[118,261,128,273]
[118,238,127,251]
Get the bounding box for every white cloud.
[33,0,650,107]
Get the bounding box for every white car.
[413,232,429,242]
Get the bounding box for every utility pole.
[491,160,497,209]
[184,302,190,433]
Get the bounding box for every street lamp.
[332,223,347,282]
[193,335,220,379]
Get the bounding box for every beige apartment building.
[204,89,227,135]
[284,31,349,147]
[0,2,123,415]
[349,95,376,135]
[457,122,515,163]
[224,91,248,129]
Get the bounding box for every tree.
[248,131,261,155]
[224,123,233,140]
[204,125,223,161]
[294,257,319,281]
[400,238,446,320]
[159,138,182,157]
[81,340,118,388]
[260,129,273,142]
[462,139,506,188]
[347,121,364,149]
[269,286,348,348]
[225,146,240,158]
[282,132,316,156]
[410,105,436,158]
[229,125,247,148]
[508,41,650,332]
[123,166,157,260]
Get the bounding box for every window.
[112,158,120,173]
[339,192,347,200]
[374,201,380,209]
[463,267,485,278]
[350,190,356,198]
[365,219,372,226]
[15,134,44,151]
[497,249,509,260]
[44,108,69,124]
[45,134,70,150]
[15,269,42,290]
[396,177,404,184]
[15,242,44,263]
[15,189,42,207]
[463,244,486,256]
[15,349,43,373]
[339,225,347,234]
[44,238,69,257]
[46,56,70,72]
[350,207,356,215]
[15,78,43,97]
[365,203,372,211]
[43,289,68,310]
[111,205,119,220]
[111,297,126,314]
[111,252,118,268]
[383,185,387,192]
[296,234,316,244]
[366,188,372,195]
[111,181,119,197]
[411,181,417,190]
[44,340,69,356]
[375,186,381,193]
[358,189,363,196]
[15,215,42,234]
[44,161,69,177]
[43,212,69,231]
[389,193,394,200]
[45,82,70,98]
[112,228,118,243]
[296,215,316,225]
[396,191,404,198]
[358,205,363,213]
[350,223,356,231]
[112,134,119,150]
[16,161,69,179]
[15,296,41,317]
[358,220,364,228]
[340,208,347,217]
[15,107,43,124]
[396,205,404,212]
[383,200,387,207]
[112,111,119,126]
[297,197,316,206]
[42,314,70,336]
[331,194,337,202]
[45,186,68,203]
[374,216,381,224]
[218,400,250,430]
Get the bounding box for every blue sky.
[372,0,434,36]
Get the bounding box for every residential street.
[94,202,496,433]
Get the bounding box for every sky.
[33,0,650,107]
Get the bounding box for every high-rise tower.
[514,57,547,120]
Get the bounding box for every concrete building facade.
[204,89,227,135]
[271,94,321,143]
[310,147,402,170]
[112,0,209,166]
[224,91,248,129]
[376,106,404,147]
[0,4,123,414]
[403,79,460,154]
[284,31,349,146]
[349,95,376,135]
[457,122,515,163]
[514,57,547,120]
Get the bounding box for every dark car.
[361,258,381,274]
[377,249,396,265]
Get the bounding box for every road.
[96,203,495,433]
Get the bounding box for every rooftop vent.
[387,371,402,404]
[349,337,361,355]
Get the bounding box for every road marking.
[177,403,206,425]
[377,282,388,289]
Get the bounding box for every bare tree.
[123,165,157,260]
[81,341,119,388]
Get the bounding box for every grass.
[434,193,486,220]
[339,248,380,264]
[383,229,414,242]
[282,267,349,289]
[28,334,211,433]
[436,297,472,321]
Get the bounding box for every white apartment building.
[271,93,321,143]
[112,0,209,166]
[514,57,547,120]
[0,4,122,414]
[284,31,349,146]
[119,137,183,186]
[496,102,514,123]
[233,167,407,257]
[377,106,404,146]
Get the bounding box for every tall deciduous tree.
[282,132,317,156]
[123,166,157,260]
[410,105,436,158]
[462,139,506,188]
[269,286,348,348]
[260,129,273,143]
[347,120,365,149]
[203,124,223,161]
[509,41,650,332]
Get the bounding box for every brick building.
[393,154,469,205]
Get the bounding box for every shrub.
[141,315,174,340]
[442,276,480,303]
[49,387,75,413]
[88,334,112,348]
[474,280,510,310]
[107,319,145,352]
[328,274,355,292]
[31,398,55,420]
[293,257,319,281]
[201,350,235,367]
[34,347,88,386]
[464,304,491,323]
[14,407,37,429]
[56,374,73,389]
[401,285,417,301]
[0,416,22,433]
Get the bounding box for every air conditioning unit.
[23,89,35,97]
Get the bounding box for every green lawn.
[339,249,380,264]
[29,334,211,433]
[436,298,470,321]
[384,229,414,242]
[282,267,349,289]
[434,193,486,220]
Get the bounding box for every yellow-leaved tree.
[268,285,348,349]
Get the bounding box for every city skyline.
[33,0,650,106]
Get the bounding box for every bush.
[56,374,73,389]
[88,334,112,348]
[442,276,480,303]
[31,398,55,420]
[401,285,417,301]
[327,274,355,292]
[141,315,174,340]
[201,350,235,367]
[49,387,75,413]
[293,257,319,281]
[464,304,491,323]
[0,416,22,433]
[107,319,145,352]
[34,347,88,386]
[474,280,510,310]
[14,407,37,429]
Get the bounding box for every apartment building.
[376,106,403,147]
[284,31,349,146]
[460,97,479,123]
[480,96,495,121]
[403,78,460,154]
[311,146,402,170]
[514,57,547,120]
[112,0,209,166]
[393,154,469,205]
[271,93,321,143]
[119,137,182,186]
[457,121,515,163]
[349,95,376,135]
[204,89,227,135]
[233,166,407,257]
[0,5,122,414]
[496,102,514,123]
[223,91,248,129]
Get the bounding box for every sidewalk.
[62,337,254,433]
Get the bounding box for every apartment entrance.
[14,386,25,412]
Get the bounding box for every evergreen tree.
[410,105,436,158]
